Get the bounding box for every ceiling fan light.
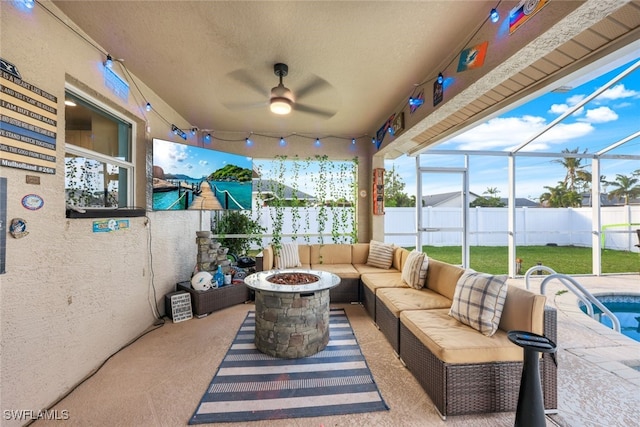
[270,97,292,115]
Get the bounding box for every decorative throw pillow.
[401,250,426,289]
[449,271,508,336]
[418,255,429,288]
[366,240,394,269]
[274,242,301,269]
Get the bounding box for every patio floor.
[33,274,639,426]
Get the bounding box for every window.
[64,89,135,212]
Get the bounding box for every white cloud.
[597,83,639,101]
[548,94,585,116]
[579,106,618,123]
[444,116,594,151]
[198,160,209,166]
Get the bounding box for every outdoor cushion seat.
[360,272,407,292]
[400,309,523,364]
[311,263,360,279]
[377,287,452,314]
[353,263,400,275]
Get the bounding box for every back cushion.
[310,244,352,264]
[499,286,546,335]
[366,240,394,269]
[426,258,465,300]
[351,243,370,264]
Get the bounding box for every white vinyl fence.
[244,205,640,253]
[385,206,640,252]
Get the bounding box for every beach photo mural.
[152,138,253,211]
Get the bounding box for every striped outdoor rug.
[189,308,388,424]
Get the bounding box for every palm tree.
[540,181,582,208]
[604,174,640,205]
[553,147,588,192]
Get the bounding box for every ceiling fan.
[225,63,337,119]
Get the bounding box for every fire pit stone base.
[254,288,330,358]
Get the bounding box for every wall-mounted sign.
[9,218,28,239]
[104,66,129,101]
[0,58,22,80]
[457,41,489,72]
[0,59,57,174]
[509,0,549,34]
[92,219,130,233]
[433,79,443,107]
[21,194,44,210]
[391,112,404,136]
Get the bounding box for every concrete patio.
[32,274,639,427]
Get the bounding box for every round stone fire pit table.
[244,269,341,359]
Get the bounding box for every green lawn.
[410,245,639,275]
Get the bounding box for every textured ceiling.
[51,1,639,156]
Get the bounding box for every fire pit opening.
[266,272,320,285]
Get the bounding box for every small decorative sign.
[457,41,489,72]
[21,193,43,210]
[25,175,40,185]
[92,218,130,233]
[509,0,549,34]
[433,79,443,107]
[0,58,21,80]
[9,218,28,238]
[391,112,404,136]
[170,293,193,323]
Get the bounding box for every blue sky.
[387,54,640,200]
[153,138,252,179]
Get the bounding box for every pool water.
[580,295,640,343]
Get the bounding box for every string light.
[145,102,152,112]
[490,8,500,23]
[315,138,321,146]
[191,127,198,136]
[388,127,395,136]
[204,133,212,143]
[437,73,444,85]
[408,97,424,107]
[246,137,253,146]
[352,138,356,145]
[279,137,286,146]
[104,54,113,69]
[372,138,376,144]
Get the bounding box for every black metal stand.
[508,330,557,427]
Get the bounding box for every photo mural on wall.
[152,138,253,211]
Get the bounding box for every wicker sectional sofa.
[257,242,557,419]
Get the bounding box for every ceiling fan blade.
[293,103,337,119]
[227,69,267,97]
[295,76,332,99]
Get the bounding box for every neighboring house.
[499,198,539,208]
[421,192,539,207]
[422,191,481,207]
[581,192,640,207]
[252,178,317,206]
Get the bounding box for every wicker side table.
[176,281,249,317]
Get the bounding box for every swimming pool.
[579,294,640,343]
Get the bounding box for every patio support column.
[591,158,602,275]
[508,154,516,277]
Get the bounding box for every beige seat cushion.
[361,272,407,293]
[377,287,452,316]
[400,309,523,364]
[310,263,360,279]
[353,264,399,275]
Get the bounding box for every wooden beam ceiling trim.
[530,57,561,75]
[520,65,547,81]
[493,84,515,98]
[557,40,592,60]
[589,17,630,40]
[608,2,640,28]
[572,28,611,50]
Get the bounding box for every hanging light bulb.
[104,54,113,69]
[372,137,376,144]
[204,133,211,143]
[437,73,444,85]
[409,97,424,107]
[490,8,500,23]
[388,127,395,136]
[279,137,286,146]
[145,102,152,112]
[315,138,321,146]
[191,127,197,136]
[351,138,356,145]
[246,137,253,146]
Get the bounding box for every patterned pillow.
[401,250,426,289]
[366,240,394,269]
[449,272,508,336]
[418,255,429,288]
[274,242,301,269]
